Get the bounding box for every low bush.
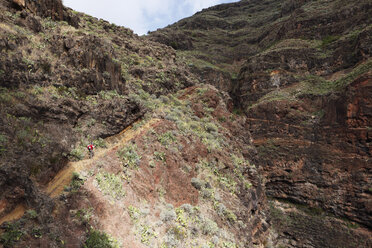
[95,171,125,200]
[201,218,219,235]
[0,223,24,247]
[160,204,176,222]
[84,229,118,248]
[69,146,85,161]
[118,144,141,168]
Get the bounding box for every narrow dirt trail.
[0,118,160,225]
[46,118,160,197]
[0,205,26,226]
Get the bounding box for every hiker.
[87,142,94,158]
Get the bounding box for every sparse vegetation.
[139,224,157,245]
[74,208,94,225]
[201,218,219,235]
[95,171,125,200]
[160,205,176,222]
[0,222,24,247]
[84,229,118,248]
[93,138,107,148]
[69,145,86,161]
[157,131,177,147]
[118,143,141,168]
[25,209,38,219]
[154,151,166,162]
[128,205,141,222]
[320,35,340,48]
[66,172,85,193]
[1,0,369,246]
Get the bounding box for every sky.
[63,0,239,35]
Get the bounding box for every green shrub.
[191,178,205,190]
[201,218,219,235]
[201,187,214,199]
[25,209,38,219]
[98,90,121,100]
[218,176,237,194]
[87,118,96,127]
[0,223,24,247]
[69,146,85,161]
[95,171,125,200]
[231,154,246,168]
[175,208,188,228]
[222,241,237,248]
[0,87,12,103]
[75,208,94,224]
[139,224,157,245]
[158,131,177,147]
[160,205,176,222]
[154,151,166,162]
[128,206,141,222]
[320,35,340,48]
[93,138,107,148]
[224,209,237,223]
[204,123,218,133]
[244,182,252,190]
[170,224,187,240]
[118,144,141,168]
[84,229,118,248]
[31,228,42,238]
[68,172,85,192]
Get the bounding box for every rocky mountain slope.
[149,0,372,247]
[0,0,270,247]
[0,0,371,247]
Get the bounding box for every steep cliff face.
[0,0,271,247]
[150,0,372,247]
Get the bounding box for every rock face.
[269,200,372,248]
[11,0,64,20]
[248,72,372,227]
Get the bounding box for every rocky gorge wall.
[150,0,372,247]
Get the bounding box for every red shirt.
[87,144,94,151]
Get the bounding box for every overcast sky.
[63,0,239,35]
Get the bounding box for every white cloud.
[63,0,238,35]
